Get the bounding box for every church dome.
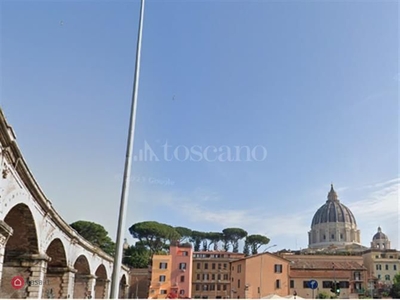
[373,227,387,240]
[311,184,357,226]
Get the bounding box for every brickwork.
[0,265,29,298]
[129,268,151,298]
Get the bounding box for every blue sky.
[1,0,398,251]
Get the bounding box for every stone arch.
[44,238,68,298]
[73,255,92,299]
[0,203,39,298]
[94,264,108,299]
[119,274,128,299]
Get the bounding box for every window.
[238,280,241,288]
[203,274,209,280]
[376,264,382,270]
[290,280,294,289]
[217,284,221,291]
[232,266,234,271]
[218,263,222,270]
[210,284,215,291]
[224,274,229,280]
[159,275,166,282]
[274,264,283,273]
[232,277,234,282]
[394,265,397,271]
[179,263,187,270]
[385,275,391,281]
[180,276,185,283]
[205,263,209,270]
[197,262,201,269]
[160,290,167,295]
[202,285,208,291]
[197,274,200,280]
[237,265,242,273]
[323,281,332,288]
[303,281,309,288]
[223,285,227,291]
[223,263,228,269]
[331,234,334,239]
[323,235,326,240]
[276,279,281,289]
[180,290,185,295]
[217,274,221,280]
[212,274,215,280]
[159,262,168,269]
[354,272,361,281]
[212,263,216,269]
[182,251,188,256]
[339,281,349,288]
[196,284,200,291]
[385,264,389,270]
[378,274,381,280]
[340,233,343,239]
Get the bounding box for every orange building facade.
[230,252,291,299]
[148,243,193,299]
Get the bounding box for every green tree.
[246,234,270,254]
[208,232,223,250]
[70,220,115,256]
[390,273,400,298]
[222,228,248,253]
[317,291,330,299]
[175,226,193,243]
[190,231,205,252]
[122,241,151,268]
[243,240,250,256]
[128,221,181,254]
[317,292,331,299]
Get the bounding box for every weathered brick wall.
[0,266,29,298]
[74,279,88,299]
[44,273,63,298]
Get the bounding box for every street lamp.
[109,0,146,298]
[259,244,278,298]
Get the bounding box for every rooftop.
[289,259,366,270]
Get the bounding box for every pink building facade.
[169,243,193,298]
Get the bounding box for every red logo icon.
[11,276,24,290]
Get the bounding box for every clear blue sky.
[1,0,398,251]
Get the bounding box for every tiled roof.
[289,259,366,270]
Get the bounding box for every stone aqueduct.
[0,109,130,299]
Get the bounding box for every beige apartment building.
[230,252,290,299]
[362,227,400,287]
[280,253,369,299]
[192,251,244,299]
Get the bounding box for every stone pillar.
[87,275,97,299]
[124,284,129,299]
[0,220,13,289]
[22,254,50,299]
[103,279,111,299]
[59,267,76,298]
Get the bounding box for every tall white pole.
[109,0,145,298]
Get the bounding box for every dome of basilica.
[308,184,361,249]
[311,184,357,226]
[373,227,387,240]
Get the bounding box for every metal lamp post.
[259,244,277,298]
[109,0,146,298]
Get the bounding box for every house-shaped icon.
[14,279,23,287]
